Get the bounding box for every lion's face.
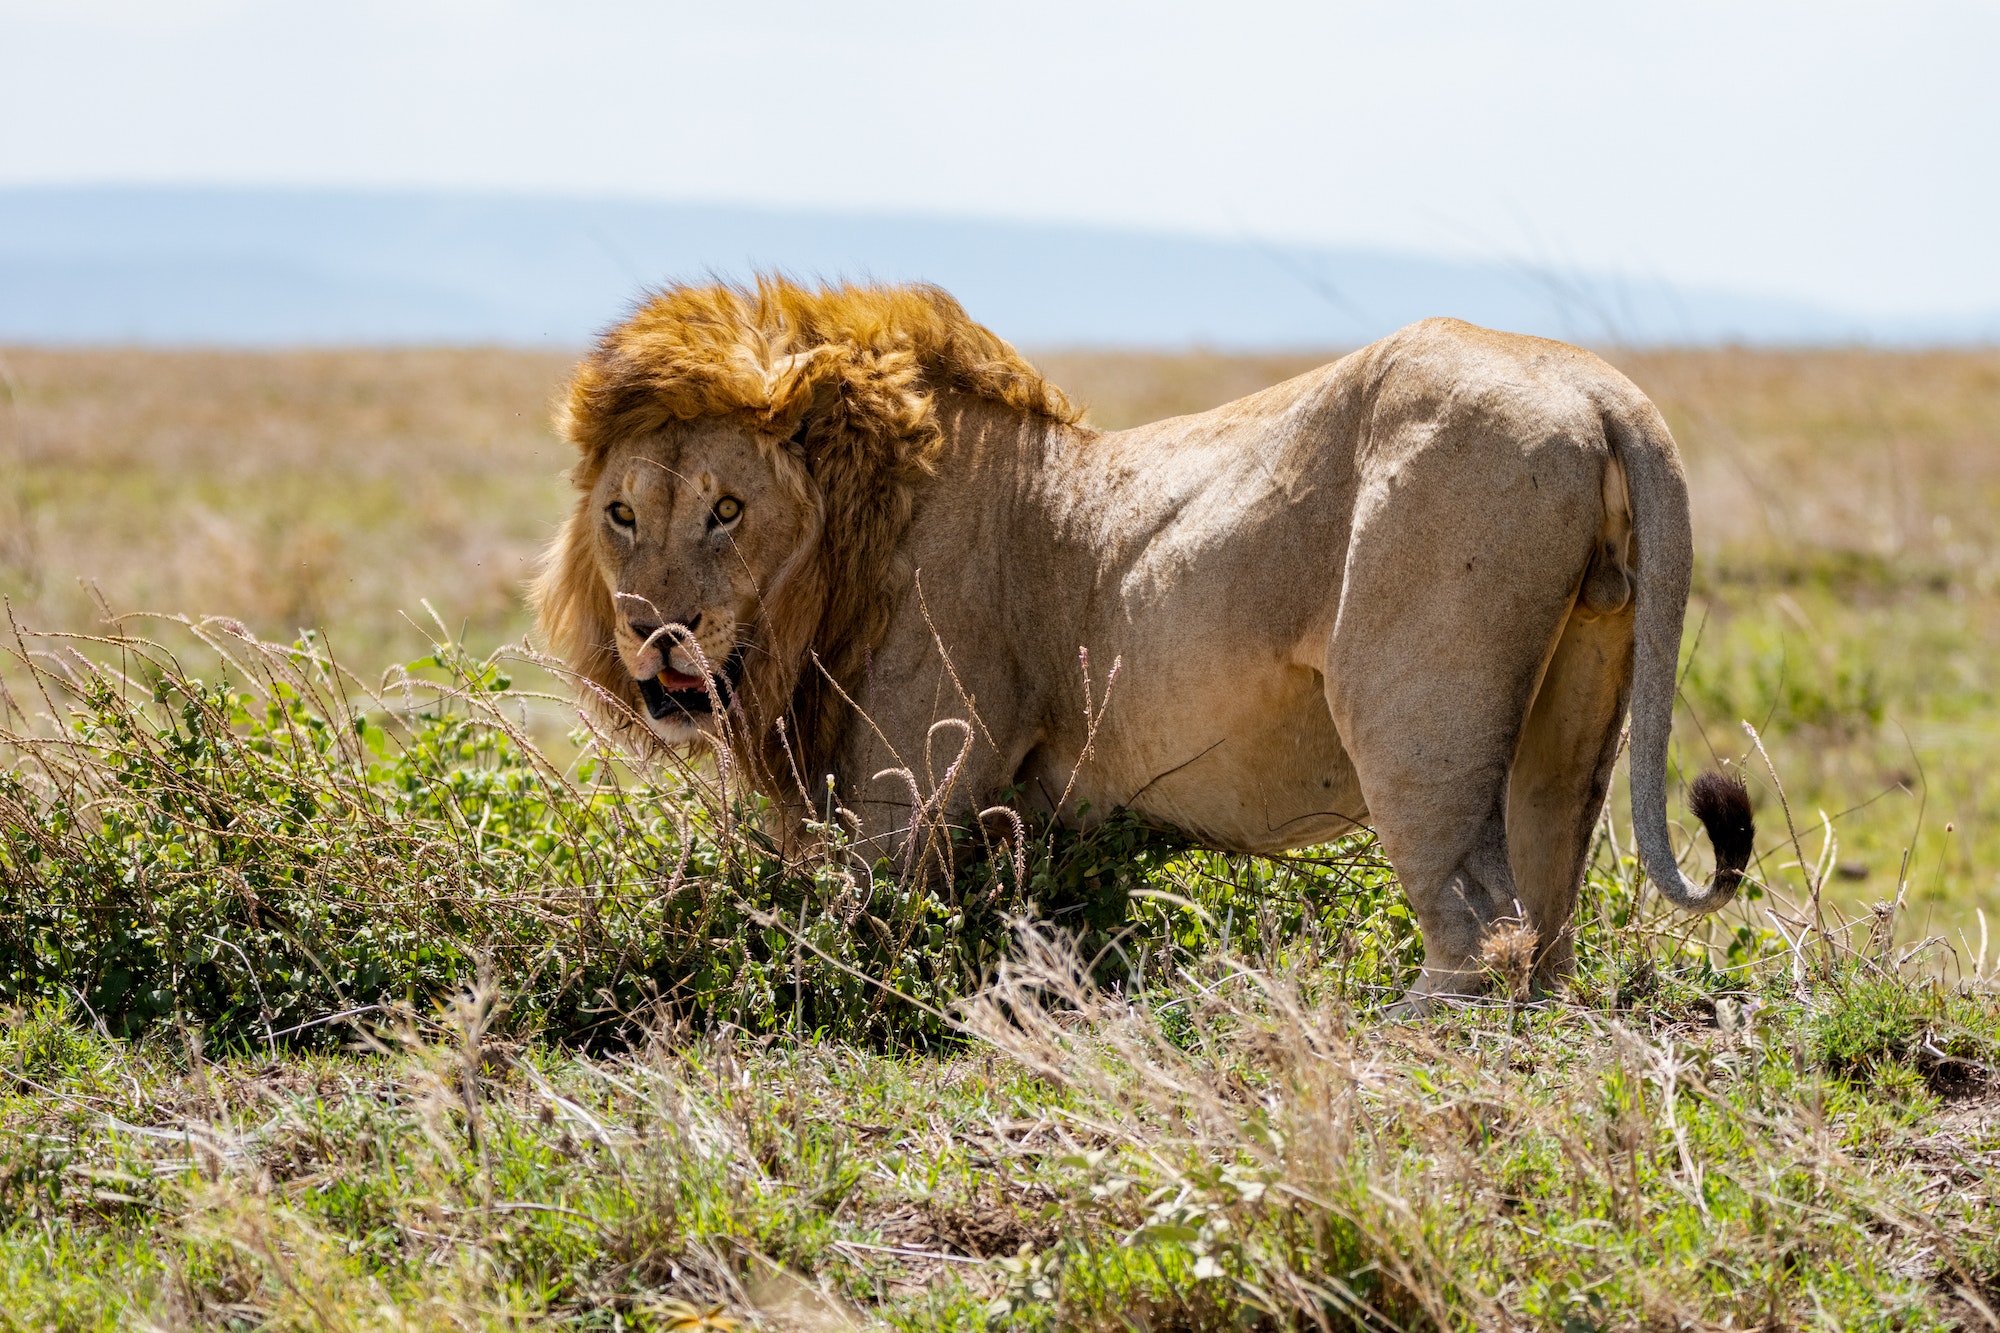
[588,420,812,744]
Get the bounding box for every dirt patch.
[874,1183,1066,1259]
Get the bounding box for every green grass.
[2,917,1996,1330]
[3,623,1998,1330]
[1673,572,2000,940]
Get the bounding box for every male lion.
[535,278,1753,1005]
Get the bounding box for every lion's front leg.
[829,643,1039,883]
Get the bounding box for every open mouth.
[634,649,744,722]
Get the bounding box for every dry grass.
[0,347,572,660]
[1620,348,2000,575]
[4,822,1997,1329]
[8,343,1997,633]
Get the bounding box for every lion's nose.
[627,614,700,646]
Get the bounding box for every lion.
[533,277,1754,1005]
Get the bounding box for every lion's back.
[1362,317,1655,435]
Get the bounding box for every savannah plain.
[3,342,1997,940]
[2,339,1999,1329]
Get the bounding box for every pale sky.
[3,0,1996,317]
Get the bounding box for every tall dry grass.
[0,347,572,659]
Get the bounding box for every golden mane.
[533,276,1079,793]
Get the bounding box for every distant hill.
[2,187,1993,348]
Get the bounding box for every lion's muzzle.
[633,648,744,723]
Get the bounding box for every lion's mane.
[533,276,1079,789]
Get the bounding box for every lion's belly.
[1042,661,1367,855]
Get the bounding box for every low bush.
[0,619,1421,1053]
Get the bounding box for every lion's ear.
[768,352,844,450]
[765,349,820,394]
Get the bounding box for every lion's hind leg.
[1323,445,1607,1014]
[1325,575,1583,1014]
[1505,598,1636,989]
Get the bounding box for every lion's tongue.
[655,668,706,693]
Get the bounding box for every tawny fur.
[535,277,1752,1006]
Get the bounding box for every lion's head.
[532,277,1077,786]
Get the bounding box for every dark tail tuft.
[1688,770,1755,897]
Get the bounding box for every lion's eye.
[606,500,636,529]
[711,496,743,526]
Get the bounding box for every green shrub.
[0,625,1421,1052]
[0,630,976,1048]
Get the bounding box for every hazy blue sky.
[3,1,1995,316]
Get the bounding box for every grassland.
[4,342,1998,934]
[0,347,572,658]
[2,340,1999,1328]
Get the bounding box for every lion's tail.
[1610,404,1755,913]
